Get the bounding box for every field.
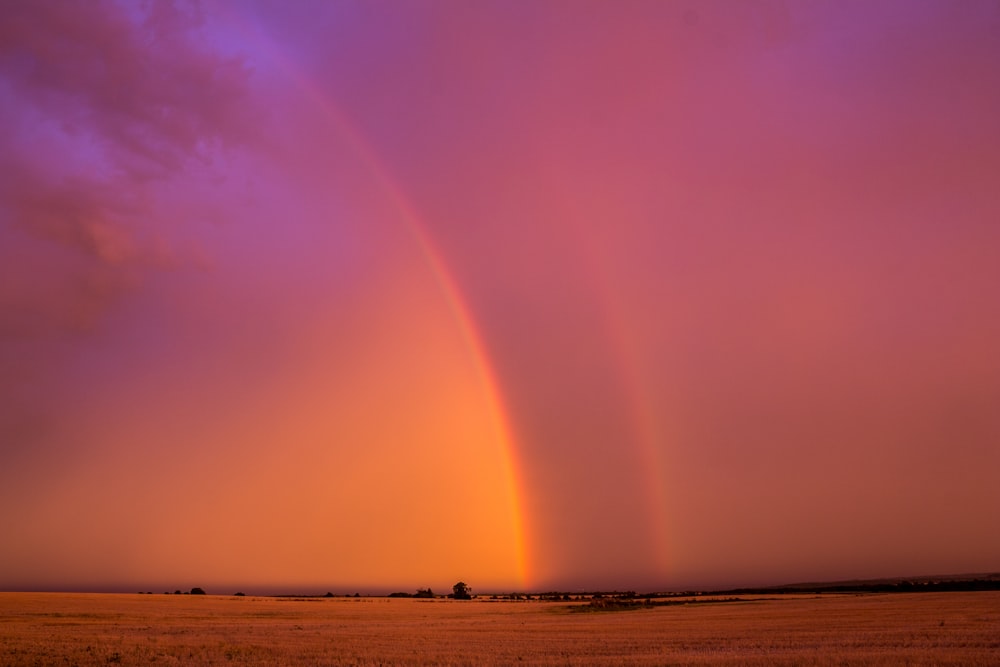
[1,591,998,665]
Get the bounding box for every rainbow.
[337,130,531,587]
[227,12,677,588]
[250,35,530,587]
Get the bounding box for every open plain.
[1,591,998,665]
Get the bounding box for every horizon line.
[5,570,999,597]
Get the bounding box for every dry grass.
[1,591,998,665]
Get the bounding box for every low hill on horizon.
[708,571,1000,595]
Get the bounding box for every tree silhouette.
[452,581,471,599]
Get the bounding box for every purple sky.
[2,0,999,593]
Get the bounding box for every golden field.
[1,591,998,665]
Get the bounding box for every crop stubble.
[1,591,997,665]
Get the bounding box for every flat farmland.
[1,591,997,665]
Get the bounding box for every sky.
[2,0,999,595]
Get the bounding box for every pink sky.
[2,0,999,594]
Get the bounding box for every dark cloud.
[0,1,258,457]
[0,0,255,339]
[0,0,253,174]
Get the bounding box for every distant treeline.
[389,588,436,598]
[135,575,1000,599]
